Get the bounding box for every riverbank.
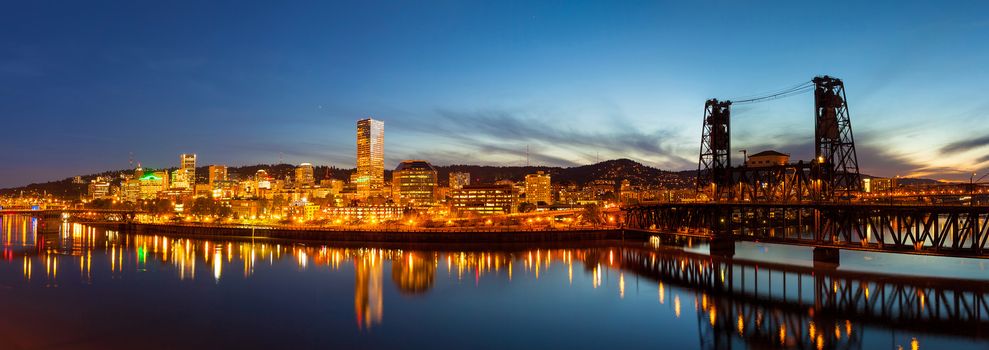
[84,222,650,244]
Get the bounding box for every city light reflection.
[0,217,969,348]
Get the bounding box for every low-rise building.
[324,205,403,222]
[745,150,790,167]
[863,177,898,193]
[450,184,518,215]
[449,172,470,190]
[88,178,112,199]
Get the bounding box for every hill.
[1,159,688,198]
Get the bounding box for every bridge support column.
[813,247,840,268]
[709,237,735,257]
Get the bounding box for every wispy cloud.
[395,107,695,169]
[940,134,989,154]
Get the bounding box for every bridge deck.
[624,202,989,258]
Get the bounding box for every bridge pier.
[709,237,735,258]
[813,247,840,268]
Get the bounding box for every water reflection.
[0,214,986,349]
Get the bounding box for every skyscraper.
[296,163,315,187]
[181,153,197,184]
[171,153,197,189]
[356,118,384,199]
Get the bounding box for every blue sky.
[2,1,989,187]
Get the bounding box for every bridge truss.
[696,76,862,202]
[624,202,989,258]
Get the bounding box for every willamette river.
[1,214,988,349]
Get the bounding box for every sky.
[2,1,989,188]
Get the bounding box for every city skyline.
[3,1,989,188]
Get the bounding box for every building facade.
[296,163,315,187]
[325,205,403,221]
[356,118,385,199]
[745,150,789,167]
[393,160,438,207]
[450,184,518,215]
[449,172,470,190]
[208,165,227,186]
[139,170,169,200]
[180,153,196,182]
[524,171,552,205]
[863,177,898,193]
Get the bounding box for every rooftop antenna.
[129,152,134,169]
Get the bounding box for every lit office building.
[325,205,403,221]
[356,118,385,199]
[393,160,438,207]
[296,163,315,187]
[449,172,470,190]
[88,178,112,199]
[450,184,518,215]
[524,171,552,205]
[139,171,168,199]
[123,179,141,202]
[256,169,271,188]
[209,165,227,186]
[863,177,898,193]
[180,153,196,182]
[170,153,197,189]
[170,169,190,190]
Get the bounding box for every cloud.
[732,128,932,178]
[940,134,989,154]
[398,107,695,169]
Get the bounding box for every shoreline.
[83,222,652,245]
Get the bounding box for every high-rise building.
[171,153,197,189]
[181,153,196,181]
[524,171,552,205]
[209,165,227,186]
[392,160,438,206]
[296,163,315,187]
[356,118,385,199]
[449,172,470,190]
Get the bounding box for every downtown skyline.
[3,1,989,188]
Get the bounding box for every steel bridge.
[596,246,989,349]
[624,75,989,263]
[697,76,861,202]
[0,209,137,234]
[624,202,989,261]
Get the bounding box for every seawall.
[85,222,652,244]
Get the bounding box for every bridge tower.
[813,76,861,199]
[697,99,732,200]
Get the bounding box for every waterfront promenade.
[85,221,634,244]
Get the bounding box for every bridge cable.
[729,80,815,105]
